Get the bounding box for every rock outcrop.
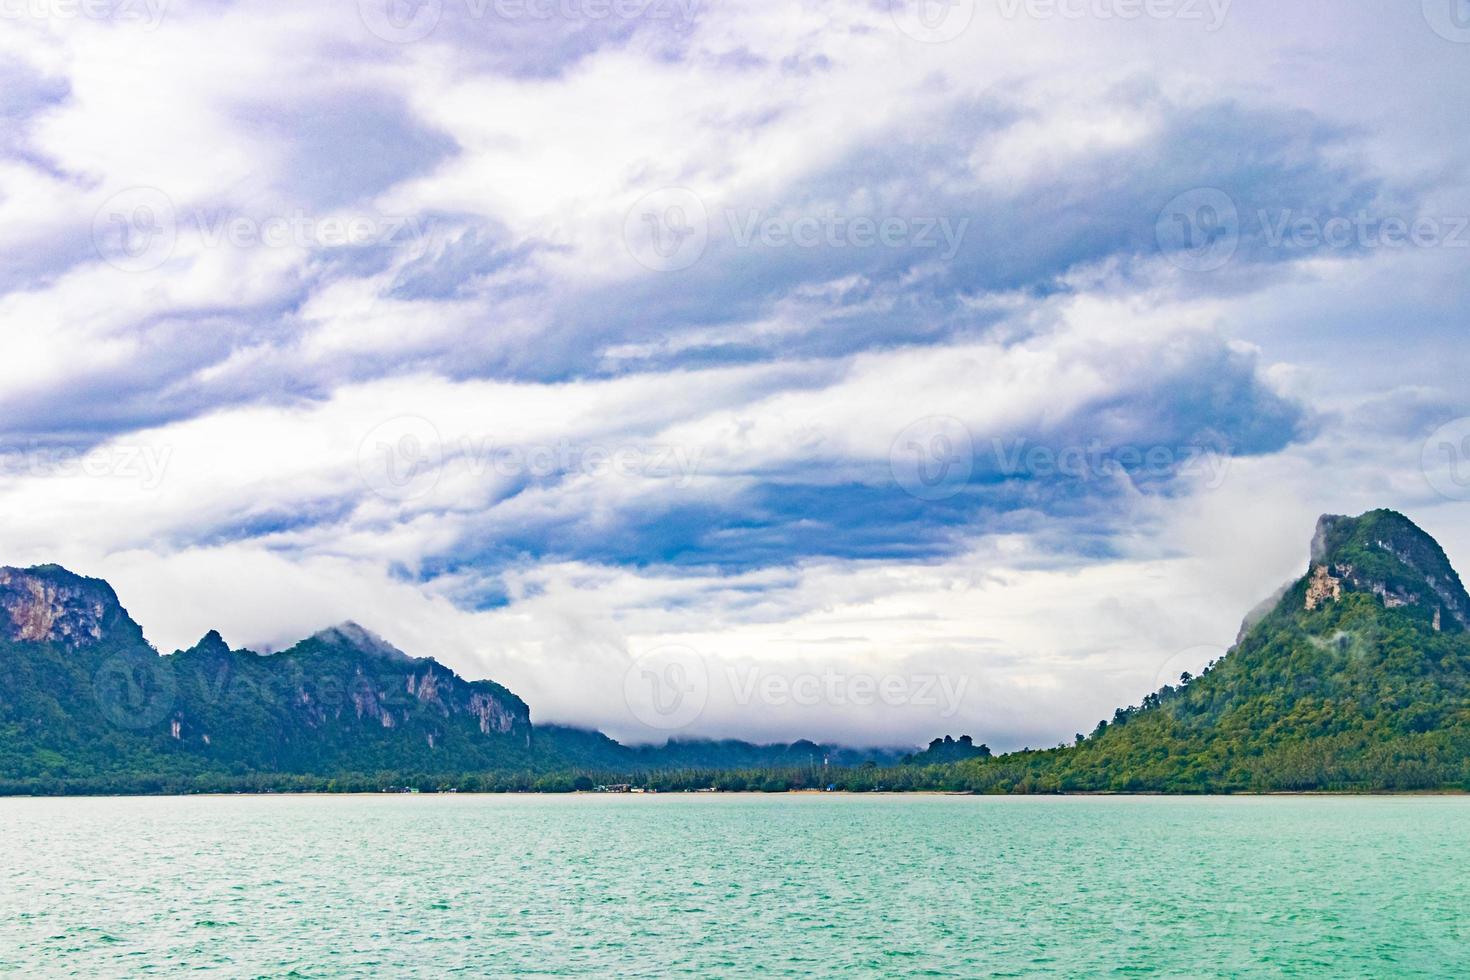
[0,565,145,649]
[1304,564,1342,611]
[1306,510,1470,631]
[161,618,534,762]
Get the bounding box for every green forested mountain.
[4,509,1470,795]
[0,568,541,789]
[602,510,1470,796]
[950,509,1470,793]
[0,568,896,792]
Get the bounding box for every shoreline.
[3,789,1469,800]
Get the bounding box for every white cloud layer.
[1,0,1468,748]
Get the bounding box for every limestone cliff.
[1303,510,1470,632]
[0,565,146,649]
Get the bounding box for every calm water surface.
[2,794,1467,977]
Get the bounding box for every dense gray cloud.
[0,0,1467,747]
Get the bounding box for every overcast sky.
[2,0,1469,749]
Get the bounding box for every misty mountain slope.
[163,624,536,774]
[8,509,1470,794]
[960,510,1470,793]
[0,566,540,785]
[0,565,898,791]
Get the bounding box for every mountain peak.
[1303,510,1469,632]
[1313,510,1424,561]
[188,629,231,657]
[0,564,145,649]
[311,621,413,661]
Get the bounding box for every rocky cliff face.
[2,563,911,787]
[0,565,145,649]
[163,621,534,765]
[0,569,536,776]
[304,622,531,735]
[1302,510,1470,631]
[1304,564,1342,612]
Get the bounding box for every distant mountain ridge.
[6,508,1470,795]
[0,565,901,792]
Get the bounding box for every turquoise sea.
[2,794,1468,976]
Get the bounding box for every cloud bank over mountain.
[1,0,1468,747]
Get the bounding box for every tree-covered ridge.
[0,566,902,790]
[948,511,1470,793]
[903,735,991,764]
[5,509,1470,796]
[162,625,536,775]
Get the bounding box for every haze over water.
[3,795,1467,976]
